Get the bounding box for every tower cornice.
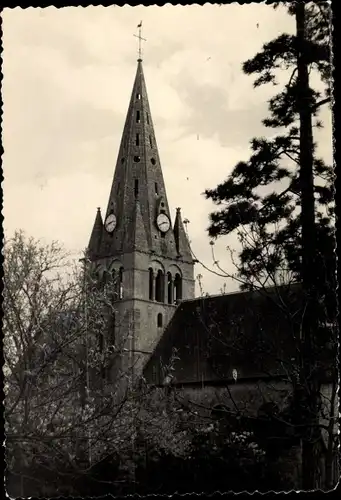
[93,250,195,266]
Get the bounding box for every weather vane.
[134,21,147,61]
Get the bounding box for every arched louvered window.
[155,270,164,303]
[167,272,173,304]
[174,273,182,303]
[111,269,117,299]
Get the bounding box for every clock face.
[105,213,117,233]
[156,213,170,233]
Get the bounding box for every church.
[84,52,338,489]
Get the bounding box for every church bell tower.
[86,51,195,375]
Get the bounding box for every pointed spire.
[88,207,103,259]
[102,59,177,259]
[173,208,193,261]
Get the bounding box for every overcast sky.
[2,5,333,295]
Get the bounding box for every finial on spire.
[134,21,147,62]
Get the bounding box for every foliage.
[204,2,334,295]
[134,417,285,494]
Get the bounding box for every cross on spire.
[134,21,147,62]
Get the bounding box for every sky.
[2,5,333,296]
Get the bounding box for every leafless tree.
[3,231,187,496]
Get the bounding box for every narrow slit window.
[136,93,141,100]
[136,110,140,123]
[136,133,140,146]
[155,182,158,195]
[149,268,154,300]
[149,135,153,148]
[134,179,139,198]
[146,113,149,125]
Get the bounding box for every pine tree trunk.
[295,3,320,490]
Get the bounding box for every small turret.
[87,207,103,260]
[173,207,193,262]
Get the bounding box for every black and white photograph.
[2,2,338,496]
